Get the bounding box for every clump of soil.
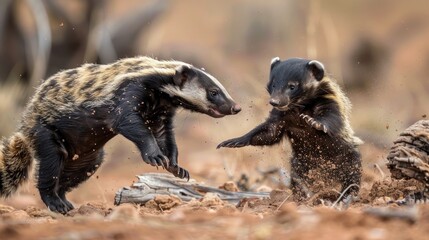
[67,202,112,217]
[368,178,424,202]
[145,195,183,212]
[218,181,239,192]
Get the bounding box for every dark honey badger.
[218,57,362,201]
[0,57,241,213]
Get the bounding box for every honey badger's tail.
[0,132,33,197]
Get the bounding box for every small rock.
[218,181,239,192]
[373,197,391,205]
[236,197,261,209]
[68,202,108,217]
[145,195,182,210]
[200,193,224,207]
[1,210,30,220]
[0,204,15,214]
[144,199,158,209]
[24,206,52,218]
[256,185,272,192]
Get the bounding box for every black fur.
[218,58,361,201]
[32,66,239,213]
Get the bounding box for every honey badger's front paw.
[142,151,169,169]
[299,114,328,133]
[167,165,190,181]
[217,137,249,149]
[40,191,74,214]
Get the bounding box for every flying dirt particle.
[386,124,389,130]
[72,154,79,160]
[423,114,427,118]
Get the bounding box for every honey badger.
[218,57,362,201]
[0,56,241,213]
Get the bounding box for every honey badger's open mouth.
[174,97,226,118]
[208,108,225,118]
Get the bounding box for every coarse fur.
[218,57,362,201]
[0,56,240,213]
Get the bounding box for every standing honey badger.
[0,56,241,213]
[218,57,362,201]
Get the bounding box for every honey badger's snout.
[269,91,290,110]
[211,99,241,118]
[269,98,280,107]
[231,104,241,114]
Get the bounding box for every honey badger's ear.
[174,65,195,86]
[307,60,325,81]
[270,57,281,70]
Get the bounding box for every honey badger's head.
[162,65,241,118]
[267,57,325,111]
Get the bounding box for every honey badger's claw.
[160,158,168,170]
[300,114,328,133]
[217,138,248,148]
[147,154,170,170]
[168,165,190,181]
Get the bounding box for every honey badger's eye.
[209,89,219,97]
[288,84,296,91]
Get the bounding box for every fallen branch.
[115,173,270,206]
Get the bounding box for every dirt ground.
[1,141,429,240]
[1,180,429,240]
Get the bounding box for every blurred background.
[0,0,428,208]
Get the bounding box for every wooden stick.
[115,173,270,206]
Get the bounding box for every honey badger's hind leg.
[57,150,104,208]
[34,125,72,214]
[290,156,313,201]
[336,149,362,203]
